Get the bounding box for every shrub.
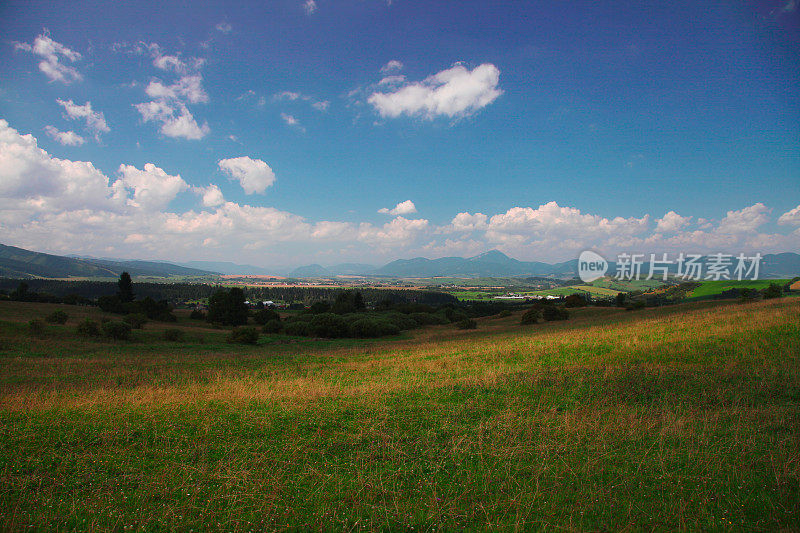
[564,294,588,308]
[253,308,281,325]
[520,307,542,325]
[189,309,206,320]
[409,312,448,326]
[76,319,101,337]
[625,301,646,311]
[763,283,783,299]
[45,310,68,324]
[442,307,470,324]
[348,318,400,338]
[496,309,513,318]
[309,313,349,338]
[284,321,311,336]
[262,319,284,334]
[227,326,259,344]
[102,321,132,340]
[542,306,569,321]
[163,328,185,342]
[382,312,418,331]
[456,318,477,330]
[28,319,45,336]
[123,313,148,329]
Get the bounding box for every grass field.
[1,298,798,530]
[688,279,789,299]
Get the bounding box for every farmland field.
[0,298,798,530]
[688,279,791,299]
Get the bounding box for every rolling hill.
[0,244,218,279]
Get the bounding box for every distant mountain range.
[291,250,800,280]
[0,244,218,279]
[2,243,798,280]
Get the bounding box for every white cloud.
[218,156,276,194]
[135,101,210,140]
[445,212,489,232]
[3,119,800,266]
[358,216,429,245]
[0,119,119,211]
[145,75,208,104]
[273,91,329,112]
[194,184,225,207]
[716,203,771,234]
[380,60,403,73]
[378,200,417,215]
[15,33,82,84]
[304,0,317,14]
[280,113,304,131]
[56,99,109,139]
[778,205,800,226]
[43,126,86,146]
[368,63,502,119]
[378,75,406,86]
[117,163,189,210]
[215,21,233,33]
[655,211,691,233]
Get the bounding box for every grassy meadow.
[0,298,798,530]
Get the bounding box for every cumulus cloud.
[378,200,417,215]
[716,203,771,234]
[368,63,502,119]
[359,216,429,245]
[778,205,800,226]
[14,33,82,84]
[194,184,225,207]
[116,163,189,210]
[43,126,86,146]
[135,101,210,140]
[655,211,691,233]
[0,119,119,212]
[145,75,209,104]
[3,119,800,266]
[134,43,210,140]
[56,99,109,140]
[380,60,403,73]
[445,212,489,232]
[218,156,276,194]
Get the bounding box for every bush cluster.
[521,303,570,324]
[76,319,101,337]
[102,321,132,340]
[45,310,69,324]
[123,313,148,329]
[227,326,260,344]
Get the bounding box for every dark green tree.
[615,292,626,307]
[117,272,134,303]
[207,288,249,326]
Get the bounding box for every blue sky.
[0,0,798,268]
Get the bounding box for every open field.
[1,298,798,530]
[688,279,791,299]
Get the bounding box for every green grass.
[0,298,798,530]
[688,279,788,299]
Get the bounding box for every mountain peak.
[469,250,512,262]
